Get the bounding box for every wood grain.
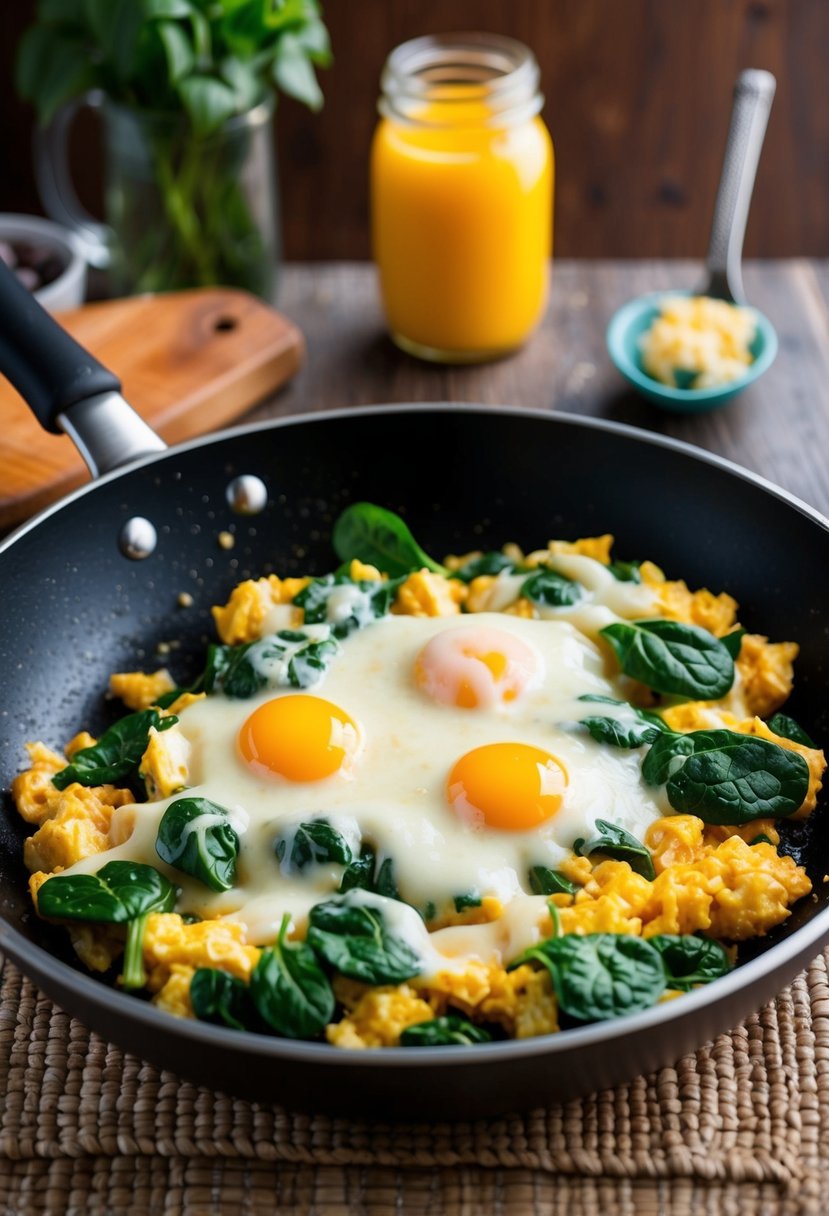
[259,259,829,516]
[0,288,303,527]
[4,0,829,259]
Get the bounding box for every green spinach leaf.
[400,1016,492,1046]
[453,891,482,912]
[521,568,584,608]
[599,619,735,699]
[574,819,656,880]
[648,935,731,991]
[768,712,815,748]
[338,844,400,900]
[607,560,642,583]
[275,819,354,874]
[156,796,240,892]
[331,502,448,578]
[204,628,339,698]
[293,573,401,638]
[528,866,577,897]
[450,552,516,582]
[514,933,666,1022]
[249,914,334,1039]
[578,694,668,749]
[307,898,422,985]
[721,629,747,660]
[37,860,177,989]
[190,968,253,1031]
[52,709,178,790]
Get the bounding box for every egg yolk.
[447,743,568,831]
[238,694,359,782]
[415,626,542,709]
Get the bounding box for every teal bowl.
[606,291,778,412]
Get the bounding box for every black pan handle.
[0,260,166,476]
[0,258,121,432]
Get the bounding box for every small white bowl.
[0,214,87,314]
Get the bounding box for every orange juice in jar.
[371,33,553,362]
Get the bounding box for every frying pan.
[1,265,828,1121]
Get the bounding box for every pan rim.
[3,400,829,1070]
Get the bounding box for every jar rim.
[380,32,542,127]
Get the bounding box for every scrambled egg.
[638,295,756,390]
[14,535,824,1049]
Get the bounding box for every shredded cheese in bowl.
[639,295,757,390]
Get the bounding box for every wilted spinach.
[293,574,401,638]
[577,694,668,749]
[607,560,642,583]
[574,820,656,880]
[307,898,421,985]
[338,844,400,899]
[599,619,735,699]
[521,568,584,608]
[331,502,448,578]
[204,628,339,697]
[190,968,253,1031]
[156,796,240,892]
[52,709,178,791]
[648,935,731,991]
[400,1016,492,1046]
[274,819,354,875]
[453,891,482,912]
[250,914,334,1039]
[37,860,177,989]
[642,728,809,823]
[528,866,577,898]
[449,552,517,582]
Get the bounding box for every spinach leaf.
[514,933,666,1021]
[768,712,815,748]
[307,898,422,984]
[749,833,774,846]
[249,914,334,1039]
[338,844,400,900]
[521,568,584,608]
[578,695,668,749]
[293,573,401,638]
[663,730,809,823]
[400,1016,492,1046]
[156,796,240,892]
[607,560,642,584]
[332,502,448,578]
[648,935,731,991]
[450,552,516,582]
[721,628,746,660]
[641,729,699,786]
[204,628,339,698]
[599,619,735,699]
[275,819,354,874]
[190,968,253,1031]
[574,819,655,880]
[37,860,177,989]
[453,891,482,912]
[528,866,577,897]
[52,709,178,790]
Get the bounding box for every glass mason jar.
[371,34,554,362]
[36,96,280,300]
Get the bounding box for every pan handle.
[0,261,166,477]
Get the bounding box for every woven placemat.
[2,952,829,1216]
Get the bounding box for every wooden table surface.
[258,259,829,518]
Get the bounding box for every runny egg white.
[96,611,670,947]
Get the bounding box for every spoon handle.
[704,69,776,304]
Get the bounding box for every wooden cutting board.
[0,287,304,528]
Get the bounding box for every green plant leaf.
[16,27,94,124]
[641,729,699,786]
[721,628,747,660]
[271,33,323,110]
[607,560,642,583]
[179,73,239,134]
[767,712,815,748]
[332,503,448,578]
[600,619,735,699]
[514,933,666,1022]
[307,899,422,985]
[249,914,334,1038]
[400,1016,492,1046]
[453,891,482,912]
[157,20,195,83]
[293,573,401,638]
[528,866,577,897]
[220,56,264,109]
[577,695,668,749]
[52,709,178,790]
[664,730,809,823]
[521,568,584,608]
[190,967,252,1030]
[449,552,516,582]
[573,820,655,880]
[144,0,196,17]
[156,797,240,891]
[274,819,354,874]
[204,628,339,697]
[293,16,332,65]
[339,844,377,893]
[648,935,731,991]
